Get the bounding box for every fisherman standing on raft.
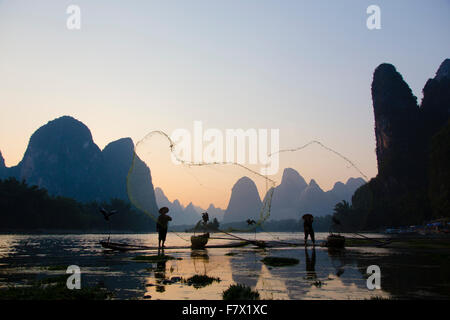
[302,213,315,246]
[157,207,172,250]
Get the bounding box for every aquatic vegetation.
[170,276,182,283]
[132,255,178,262]
[368,295,391,300]
[0,281,110,300]
[156,286,165,293]
[222,284,260,300]
[46,265,68,271]
[261,256,299,267]
[40,275,69,284]
[183,275,221,289]
[148,276,182,287]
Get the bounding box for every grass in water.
[222,284,260,300]
[0,275,110,300]
[183,275,221,289]
[132,255,179,262]
[261,257,299,267]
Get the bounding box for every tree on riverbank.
[0,178,156,232]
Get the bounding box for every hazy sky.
[1,1,449,208]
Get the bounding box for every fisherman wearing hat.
[157,207,172,250]
[302,213,315,246]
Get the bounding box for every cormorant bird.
[100,207,117,221]
[202,212,209,224]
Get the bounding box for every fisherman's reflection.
[327,247,346,277]
[190,249,209,260]
[304,247,317,280]
[155,260,167,292]
[230,250,261,288]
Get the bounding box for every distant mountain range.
[156,167,364,225]
[154,187,225,226]
[2,60,447,231]
[0,116,366,227]
[222,169,365,223]
[0,116,158,216]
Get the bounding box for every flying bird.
[246,219,256,226]
[100,207,117,221]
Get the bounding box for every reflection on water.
[305,247,317,280]
[0,233,448,299]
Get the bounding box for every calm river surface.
[0,233,448,299]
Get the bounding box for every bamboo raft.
[100,240,249,251]
[100,238,307,251]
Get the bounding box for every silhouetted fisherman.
[302,213,315,246]
[157,207,172,250]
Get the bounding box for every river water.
[0,232,448,300]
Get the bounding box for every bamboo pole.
[351,232,391,246]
